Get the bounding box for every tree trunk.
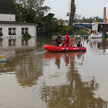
[68,0,75,26]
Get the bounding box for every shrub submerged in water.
[22,33,31,40]
[0,33,3,36]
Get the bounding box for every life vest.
[55,36,61,43]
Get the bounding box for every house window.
[0,28,3,36]
[22,28,28,34]
[8,28,16,35]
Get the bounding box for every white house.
[0,22,37,38]
[0,0,38,38]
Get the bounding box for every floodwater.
[0,36,108,108]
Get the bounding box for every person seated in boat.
[54,34,61,46]
[63,34,70,47]
[77,41,82,47]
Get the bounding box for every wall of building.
[0,24,37,37]
[0,14,15,21]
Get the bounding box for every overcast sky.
[43,0,108,20]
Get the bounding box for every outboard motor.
[77,41,82,47]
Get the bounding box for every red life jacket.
[57,37,60,42]
[65,36,69,43]
[66,37,69,42]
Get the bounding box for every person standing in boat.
[63,34,70,47]
[54,34,61,46]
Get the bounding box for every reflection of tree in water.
[15,50,43,87]
[76,54,82,59]
[55,57,60,68]
[37,36,52,50]
[40,62,107,108]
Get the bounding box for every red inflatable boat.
[44,45,86,52]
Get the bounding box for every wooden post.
[103,7,106,22]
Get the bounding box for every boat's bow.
[44,45,62,52]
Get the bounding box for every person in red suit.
[63,34,70,47]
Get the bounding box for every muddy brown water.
[0,36,108,108]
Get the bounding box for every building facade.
[0,22,37,37]
[0,0,37,38]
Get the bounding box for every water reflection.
[88,38,108,53]
[0,37,44,87]
[0,62,6,68]
[15,51,43,87]
[1,36,108,108]
[9,39,16,46]
[42,46,108,107]
[41,78,108,108]
[4,50,44,87]
[0,37,36,49]
[41,56,108,108]
[44,52,86,68]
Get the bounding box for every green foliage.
[0,38,3,41]
[22,33,31,40]
[72,3,76,11]
[41,16,75,36]
[13,0,50,23]
[13,0,103,36]
[74,29,87,35]
[0,33,3,36]
[77,16,103,23]
[41,13,55,36]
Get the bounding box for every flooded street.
[0,36,108,108]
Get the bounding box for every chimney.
[103,7,106,22]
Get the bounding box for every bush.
[0,32,3,36]
[22,33,31,40]
[75,29,86,35]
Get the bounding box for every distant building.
[0,0,37,37]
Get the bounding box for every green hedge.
[22,33,31,40]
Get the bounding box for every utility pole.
[68,0,75,26]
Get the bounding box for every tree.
[77,16,103,23]
[74,13,81,22]
[42,13,55,36]
[13,0,50,23]
[68,0,76,26]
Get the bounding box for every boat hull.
[44,45,86,52]
[89,32,102,39]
